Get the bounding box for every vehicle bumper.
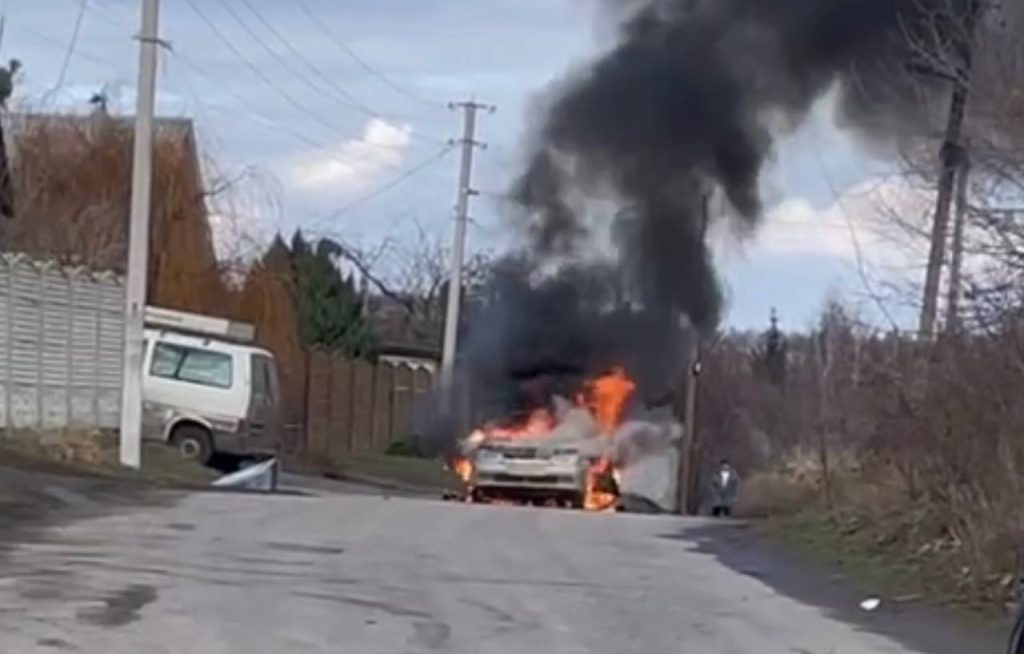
[472,470,585,495]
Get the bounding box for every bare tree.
[319,217,493,347]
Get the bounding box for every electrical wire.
[183,0,403,150]
[166,53,420,175]
[310,145,455,230]
[18,21,419,181]
[294,0,447,112]
[231,0,445,145]
[70,0,450,155]
[212,0,380,126]
[52,0,89,93]
[78,0,128,29]
[19,22,117,76]
[810,125,901,331]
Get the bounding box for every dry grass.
[0,429,216,486]
[1,113,228,315]
[740,454,1019,611]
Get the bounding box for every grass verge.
[327,453,458,492]
[284,450,459,493]
[0,430,217,487]
[744,472,1017,614]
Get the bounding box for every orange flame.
[459,366,637,512]
[488,407,556,440]
[584,366,637,434]
[581,366,636,510]
[585,457,619,511]
[452,457,474,484]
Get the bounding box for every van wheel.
[170,425,213,466]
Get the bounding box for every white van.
[141,307,281,465]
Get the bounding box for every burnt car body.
[469,438,588,507]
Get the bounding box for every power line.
[13,25,423,181]
[294,0,447,112]
[811,135,900,331]
[183,0,399,150]
[231,0,444,145]
[166,53,420,175]
[229,0,377,116]
[311,145,455,230]
[211,0,385,130]
[75,0,447,143]
[52,0,89,93]
[18,22,119,76]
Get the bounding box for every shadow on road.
[660,521,1007,654]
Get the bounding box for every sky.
[2,0,924,332]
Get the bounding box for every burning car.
[468,437,589,508]
[452,367,635,511]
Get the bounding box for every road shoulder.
[663,520,1007,653]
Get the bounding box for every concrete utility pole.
[439,100,491,409]
[946,144,971,334]
[0,18,19,220]
[119,0,162,469]
[918,0,982,338]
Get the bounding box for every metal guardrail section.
[0,253,124,431]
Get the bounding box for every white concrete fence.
[0,254,124,431]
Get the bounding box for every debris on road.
[860,597,882,612]
[211,458,280,492]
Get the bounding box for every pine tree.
[752,308,787,387]
[273,231,378,358]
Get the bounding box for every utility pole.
[677,191,712,515]
[918,0,982,338]
[0,18,18,220]
[439,100,491,410]
[119,0,162,468]
[946,144,971,334]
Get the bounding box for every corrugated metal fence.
[0,254,124,430]
[304,350,434,458]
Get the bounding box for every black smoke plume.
[446,0,978,431]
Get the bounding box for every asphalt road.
[0,486,1004,653]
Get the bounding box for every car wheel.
[170,425,214,466]
[569,492,585,510]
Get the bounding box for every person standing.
[710,459,740,517]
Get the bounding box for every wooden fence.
[303,350,434,458]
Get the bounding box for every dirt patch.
[76,584,158,628]
[264,541,345,556]
[35,637,75,650]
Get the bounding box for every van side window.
[251,354,276,402]
[150,343,233,389]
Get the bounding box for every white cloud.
[290,118,413,192]
[713,177,933,266]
